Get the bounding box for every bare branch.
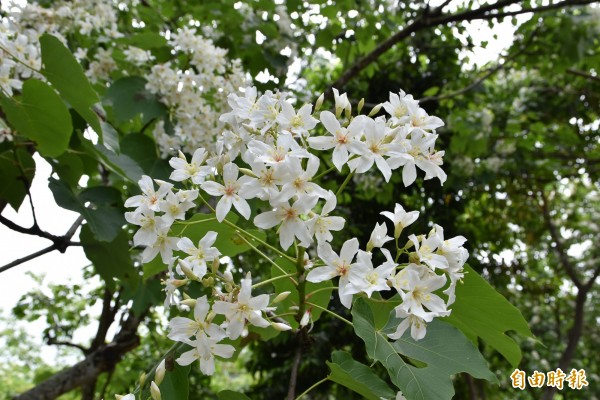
[566,68,600,83]
[326,0,597,95]
[420,24,539,103]
[539,190,583,288]
[45,337,88,354]
[0,215,85,274]
[0,245,56,274]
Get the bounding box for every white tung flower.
[201,163,253,222]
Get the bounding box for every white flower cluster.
[124,87,467,375]
[0,0,122,99]
[145,26,248,156]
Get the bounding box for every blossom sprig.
[124,87,468,377]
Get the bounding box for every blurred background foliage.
[0,0,598,399]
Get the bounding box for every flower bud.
[181,298,197,308]
[368,103,383,116]
[155,359,166,386]
[357,98,365,113]
[273,291,291,303]
[272,322,293,331]
[211,258,220,274]
[179,260,199,281]
[299,311,310,327]
[344,105,352,120]
[223,271,234,282]
[201,276,215,287]
[150,381,161,400]
[315,93,324,111]
[239,167,258,178]
[139,372,146,387]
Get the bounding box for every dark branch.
[539,190,583,288]
[0,216,85,274]
[45,337,88,354]
[566,68,600,83]
[326,0,596,95]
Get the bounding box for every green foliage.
[352,298,496,400]
[39,34,102,135]
[446,265,534,367]
[1,79,72,157]
[326,350,395,400]
[104,77,166,125]
[0,148,35,210]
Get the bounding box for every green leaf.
[0,149,35,210]
[352,298,496,400]
[80,225,137,291]
[445,265,533,366]
[51,153,83,187]
[117,32,168,49]
[39,34,101,135]
[48,178,125,241]
[327,351,395,400]
[160,361,191,400]
[270,257,333,329]
[217,390,251,400]
[120,133,171,180]
[1,80,73,157]
[104,77,166,124]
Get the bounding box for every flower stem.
[295,377,328,400]
[305,301,353,327]
[235,234,298,286]
[312,165,336,181]
[252,273,296,289]
[335,171,354,199]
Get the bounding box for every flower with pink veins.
[201,163,253,222]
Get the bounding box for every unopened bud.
[170,279,189,288]
[150,381,161,400]
[315,93,324,111]
[368,103,383,117]
[182,292,192,300]
[211,258,220,274]
[357,98,365,113]
[366,240,374,253]
[271,322,293,331]
[273,291,291,303]
[206,310,216,323]
[139,372,146,387]
[202,277,215,287]
[299,311,310,327]
[179,261,199,281]
[344,105,352,120]
[224,283,233,292]
[177,150,186,160]
[155,359,166,386]
[223,271,234,282]
[239,168,258,178]
[181,298,197,308]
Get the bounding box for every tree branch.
[420,25,539,103]
[566,68,600,83]
[45,337,88,354]
[0,216,85,274]
[13,309,148,400]
[539,190,583,288]
[326,0,596,95]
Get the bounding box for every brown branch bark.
[286,335,303,400]
[326,0,597,96]
[539,191,582,288]
[13,309,146,400]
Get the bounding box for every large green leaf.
[104,77,166,124]
[39,34,102,135]
[445,265,533,366]
[0,148,35,210]
[352,298,496,400]
[80,225,137,291]
[270,257,333,329]
[327,351,395,400]
[160,362,191,400]
[48,178,125,242]
[1,80,72,157]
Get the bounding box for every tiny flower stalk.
[295,246,307,321]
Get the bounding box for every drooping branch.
[326,0,597,95]
[419,24,540,103]
[0,215,84,274]
[566,68,600,83]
